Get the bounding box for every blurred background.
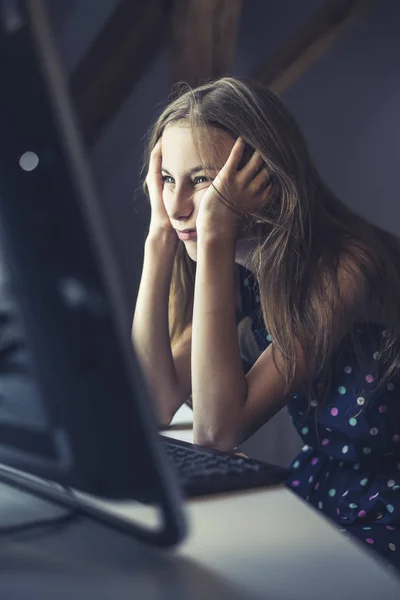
[46,0,400,463]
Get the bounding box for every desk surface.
[163,405,400,598]
[0,405,399,600]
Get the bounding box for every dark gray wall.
[284,0,400,235]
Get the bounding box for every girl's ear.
[237,142,255,171]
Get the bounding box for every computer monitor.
[0,0,186,546]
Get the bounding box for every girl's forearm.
[132,231,184,426]
[191,235,247,450]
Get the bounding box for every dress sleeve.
[237,265,271,355]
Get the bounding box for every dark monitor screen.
[0,0,185,546]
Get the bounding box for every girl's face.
[161,124,256,268]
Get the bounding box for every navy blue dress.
[239,266,400,571]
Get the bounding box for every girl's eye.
[161,174,210,185]
[193,176,209,185]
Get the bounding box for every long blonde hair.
[141,76,400,404]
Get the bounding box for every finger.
[148,139,162,179]
[252,164,271,188]
[224,136,246,174]
[241,151,265,184]
[252,168,274,197]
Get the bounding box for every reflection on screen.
[0,250,55,459]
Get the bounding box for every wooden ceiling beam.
[169,0,244,89]
[252,0,376,94]
[70,0,172,146]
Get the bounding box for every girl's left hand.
[196,137,272,241]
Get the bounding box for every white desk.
[161,405,400,598]
[0,405,399,600]
[162,402,195,443]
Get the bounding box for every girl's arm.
[192,236,363,451]
[132,231,191,427]
[191,235,250,449]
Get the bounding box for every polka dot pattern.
[239,270,400,570]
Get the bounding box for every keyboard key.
[161,436,288,497]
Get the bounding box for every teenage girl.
[133,77,400,569]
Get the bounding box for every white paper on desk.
[162,429,194,444]
[170,403,193,427]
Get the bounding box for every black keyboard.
[161,436,289,497]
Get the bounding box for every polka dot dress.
[239,266,400,572]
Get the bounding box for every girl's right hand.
[146,139,175,236]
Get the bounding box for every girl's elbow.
[193,425,239,453]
